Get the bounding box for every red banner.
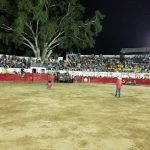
[75,76,150,85]
[0,73,54,83]
[0,74,150,85]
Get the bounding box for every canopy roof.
[120,47,150,54]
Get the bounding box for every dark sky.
[81,0,150,54]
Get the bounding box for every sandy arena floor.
[0,83,150,150]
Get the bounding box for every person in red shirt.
[47,80,53,89]
[115,77,123,97]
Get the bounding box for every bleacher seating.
[0,54,150,73]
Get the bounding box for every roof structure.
[120,47,150,54]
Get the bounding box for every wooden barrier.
[75,76,150,86]
[0,74,150,85]
[0,73,54,83]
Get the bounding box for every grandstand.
[1,51,149,72]
[0,52,150,73]
[0,50,150,85]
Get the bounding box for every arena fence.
[75,76,150,85]
[0,73,150,85]
[0,73,54,83]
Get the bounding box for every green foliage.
[0,0,104,57]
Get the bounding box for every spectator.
[115,77,123,98]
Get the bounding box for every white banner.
[68,70,150,79]
[0,67,150,79]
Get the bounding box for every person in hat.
[115,77,123,97]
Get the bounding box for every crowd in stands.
[65,54,150,73]
[0,53,150,73]
[0,55,31,68]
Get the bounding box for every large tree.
[0,0,104,59]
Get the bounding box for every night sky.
[81,0,150,54]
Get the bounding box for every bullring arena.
[0,53,150,150]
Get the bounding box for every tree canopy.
[0,0,104,59]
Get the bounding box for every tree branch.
[47,31,64,49]
[23,36,36,54]
[23,32,34,41]
[46,49,53,59]
[26,21,39,55]
[79,16,97,28]
[23,42,32,49]
[42,32,64,59]
[26,22,35,38]
[0,24,13,31]
[60,3,71,24]
[36,20,39,37]
[84,20,96,26]
[48,4,57,8]
[68,35,85,42]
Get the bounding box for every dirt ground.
[0,83,150,150]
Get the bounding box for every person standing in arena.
[115,77,123,97]
[47,80,53,89]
